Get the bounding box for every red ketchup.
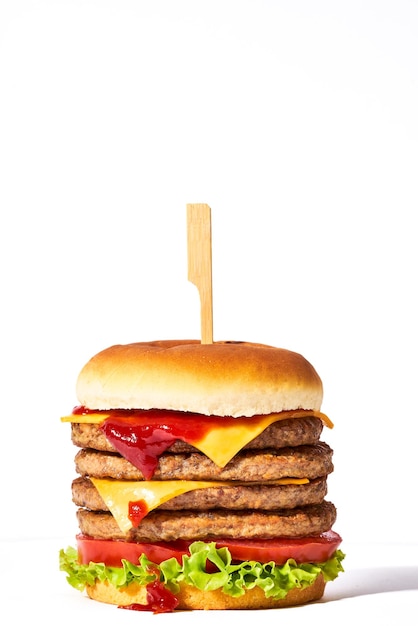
[120,580,179,613]
[128,500,148,526]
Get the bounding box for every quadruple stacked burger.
[60,339,344,611]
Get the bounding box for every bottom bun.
[86,575,326,610]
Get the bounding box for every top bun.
[76,340,323,417]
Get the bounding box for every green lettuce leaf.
[59,542,345,601]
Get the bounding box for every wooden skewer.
[187,203,213,344]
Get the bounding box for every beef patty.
[71,416,323,453]
[74,443,333,482]
[72,475,328,512]
[76,501,337,542]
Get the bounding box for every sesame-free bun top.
[76,340,323,417]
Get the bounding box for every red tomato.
[216,531,342,564]
[76,531,342,567]
[76,535,190,567]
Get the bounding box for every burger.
[60,339,344,612]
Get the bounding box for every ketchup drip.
[100,414,181,479]
[72,407,246,480]
[120,580,179,613]
[128,500,148,526]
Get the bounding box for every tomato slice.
[76,531,342,567]
[216,531,343,565]
[76,535,191,567]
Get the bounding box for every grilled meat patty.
[71,416,323,453]
[72,475,328,511]
[76,501,337,542]
[74,443,333,482]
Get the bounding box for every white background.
[0,0,417,614]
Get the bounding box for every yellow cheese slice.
[62,409,333,468]
[61,413,106,424]
[91,477,309,533]
[191,411,331,467]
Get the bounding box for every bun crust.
[76,340,323,417]
[86,575,326,610]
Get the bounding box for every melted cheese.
[62,409,333,468]
[191,411,331,467]
[91,477,309,533]
[61,413,106,424]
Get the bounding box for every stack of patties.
[60,340,344,612]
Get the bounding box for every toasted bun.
[86,575,326,610]
[76,340,323,417]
